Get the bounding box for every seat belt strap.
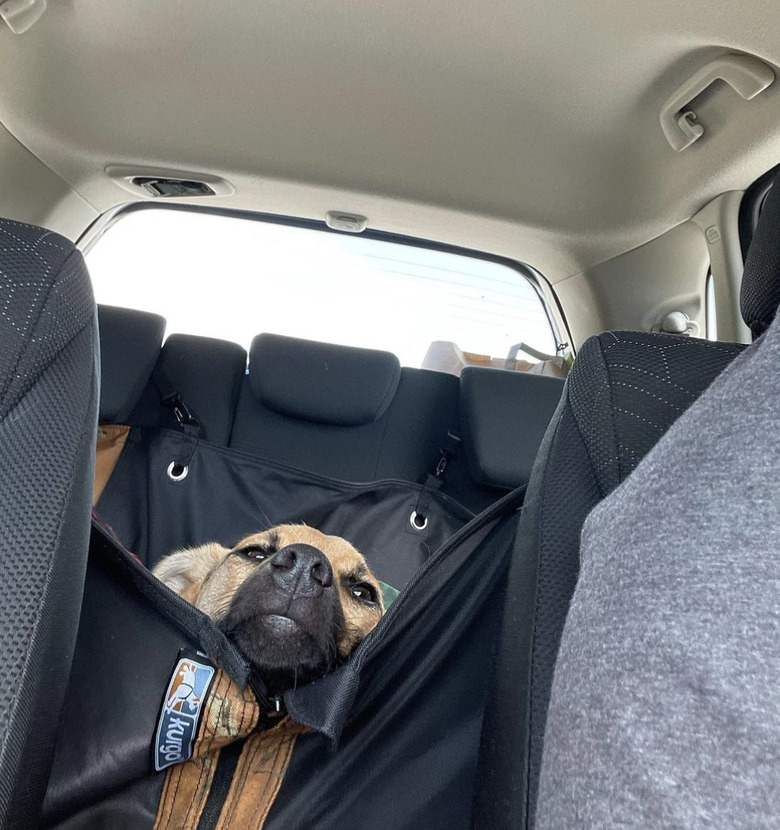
[152,366,202,439]
[413,431,462,527]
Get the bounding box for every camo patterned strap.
[153,669,306,830]
[212,720,307,830]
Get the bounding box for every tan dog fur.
[152,525,384,687]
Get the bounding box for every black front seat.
[473,164,780,830]
[0,220,98,828]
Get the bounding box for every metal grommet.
[409,510,428,531]
[167,461,189,482]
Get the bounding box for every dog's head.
[152,525,384,693]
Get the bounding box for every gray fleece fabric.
[536,318,780,829]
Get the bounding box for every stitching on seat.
[604,365,700,394]
[610,381,686,411]
[1,244,82,413]
[613,406,667,432]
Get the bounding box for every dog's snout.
[270,544,333,591]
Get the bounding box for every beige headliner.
[0,0,779,282]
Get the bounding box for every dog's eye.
[238,546,269,562]
[350,583,378,604]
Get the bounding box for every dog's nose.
[270,544,333,591]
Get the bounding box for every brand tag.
[154,650,216,771]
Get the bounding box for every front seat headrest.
[740,166,780,338]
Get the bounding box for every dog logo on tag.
[155,652,216,771]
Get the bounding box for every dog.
[152,525,385,694]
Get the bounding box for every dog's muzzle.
[217,543,347,694]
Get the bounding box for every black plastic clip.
[249,674,288,727]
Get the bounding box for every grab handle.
[660,53,775,151]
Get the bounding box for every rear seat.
[230,333,462,485]
[97,305,165,425]
[95,306,166,503]
[460,367,565,492]
[157,333,246,445]
[98,305,247,443]
[96,306,564,525]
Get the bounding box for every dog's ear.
[152,543,230,605]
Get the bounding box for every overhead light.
[105,166,235,198]
[325,211,368,233]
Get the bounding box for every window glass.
[705,270,717,341]
[87,209,557,372]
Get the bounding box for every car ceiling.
[0,0,779,282]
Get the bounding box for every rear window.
[86,208,558,373]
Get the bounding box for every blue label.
[154,652,216,771]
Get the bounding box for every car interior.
[0,1,779,829]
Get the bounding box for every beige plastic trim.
[692,191,752,343]
[0,121,97,238]
[0,0,46,34]
[325,211,368,233]
[660,54,775,151]
[559,221,710,348]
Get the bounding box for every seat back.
[459,367,564,491]
[472,165,780,828]
[474,331,744,829]
[230,333,454,483]
[97,305,165,424]
[97,308,248,445]
[0,219,98,828]
[157,333,247,444]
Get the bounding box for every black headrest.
[741,166,780,338]
[158,334,247,444]
[98,305,166,422]
[460,367,565,489]
[249,334,401,426]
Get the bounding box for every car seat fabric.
[536,305,780,829]
[0,219,98,828]
[473,331,745,829]
[98,305,165,423]
[248,333,401,426]
[740,170,780,337]
[156,333,247,444]
[230,336,462,488]
[459,367,564,489]
[97,425,472,587]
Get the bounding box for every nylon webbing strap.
[152,366,203,439]
[413,430,461,524]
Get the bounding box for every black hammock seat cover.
[43,428,522,830]
[97,426,474,587]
